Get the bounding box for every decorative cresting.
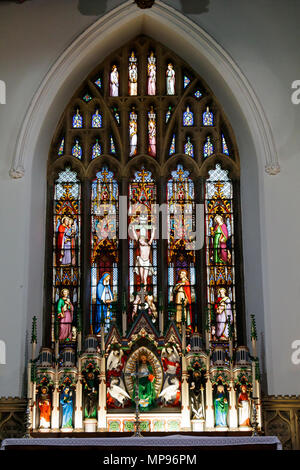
[9,0,279,179]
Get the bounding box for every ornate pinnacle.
[31,316,37,344]
[251,314,257,341]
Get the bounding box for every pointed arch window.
[46,36,243,352]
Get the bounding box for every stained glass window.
[203,106,213,126]
[47,37,242,354]
[169,134,176,155]
[148,106,156,157]
[72,139,82,159]
[204,136,214,158]
[112,107,120,125]
[92,139,102,159]
[166,63,175,95]
[194,90,202,99]
[222,134,229,155]
[129,51,138,96]
[166,106,172,123]
[92,109,102,128]
[129,108,138,157]
[90,167,119,334]
[109,136,116,155]
[184,76,191,89]
[72,109,83,128]
[58,137,64,156]
[95,77,102,89]
[205,163,236,344]
[147,52,156,95]
[183,106,194,126]
[184,136,194,157]
[167,165,196,332]
[82,93,92,103]
[110,65,119,97]
[128,168,157,324]
[52,167,81,346]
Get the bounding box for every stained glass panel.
[90,167,119,334]
[92,139,102,159]
[167,165,196,332]
[204,136,214,158]
[58,137,64,156]
[129,51,138,96]
[92,109,102,128]
[183,106,194,126]
[169,134,176,155]
[129,108,138,157]
[148,106,156,157]
[72,109,83,129]
[166,63,175,95]
[52,167,81,346]
[184,136,194,157]
[72,139,82,159]
[110,65,119,97]
[222,134,229,155]
[128,168,157,325]
[205,163,236,344]
[147,52,156,95]
[203,106,213,126]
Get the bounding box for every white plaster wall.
[0,0,299,397]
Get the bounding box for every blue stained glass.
[92,139,102,159]
[222,134,229,155]
[112,107,120,124]
[183,106,194,126]
[204,136,214,158]
[95,78,102,88]
[72,109,83,128]
[92,109,102,128]
[203,106,213,126]
[184,137,194,157]
[184,76,191,88]
[169,134,176,155]
[58,138,64,156]
[194,90,202,99]
[72,139,82,159]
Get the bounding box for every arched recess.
[21,0,271,386]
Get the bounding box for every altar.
[1,435,282,451]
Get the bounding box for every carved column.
[180,355,191,431]
[97,354,107,431]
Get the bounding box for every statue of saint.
[60,386,73,428]
[38,386,51,429]
[57,288,74,342]
[173,270,192,329]
[238,384,251,427]
[214,384,228,427]
[132,354,156,411]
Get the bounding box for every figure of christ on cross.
[131,223,157,321]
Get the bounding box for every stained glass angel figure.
[147,52,156,96]
[129,51,138,96]
[148,106,156,157]
[110,65,119,97]
[166,63,175,95]
[129,108,138,157]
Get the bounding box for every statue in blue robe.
[60,386,73,428]
[214,384,228,427]
[95,272,114,334]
